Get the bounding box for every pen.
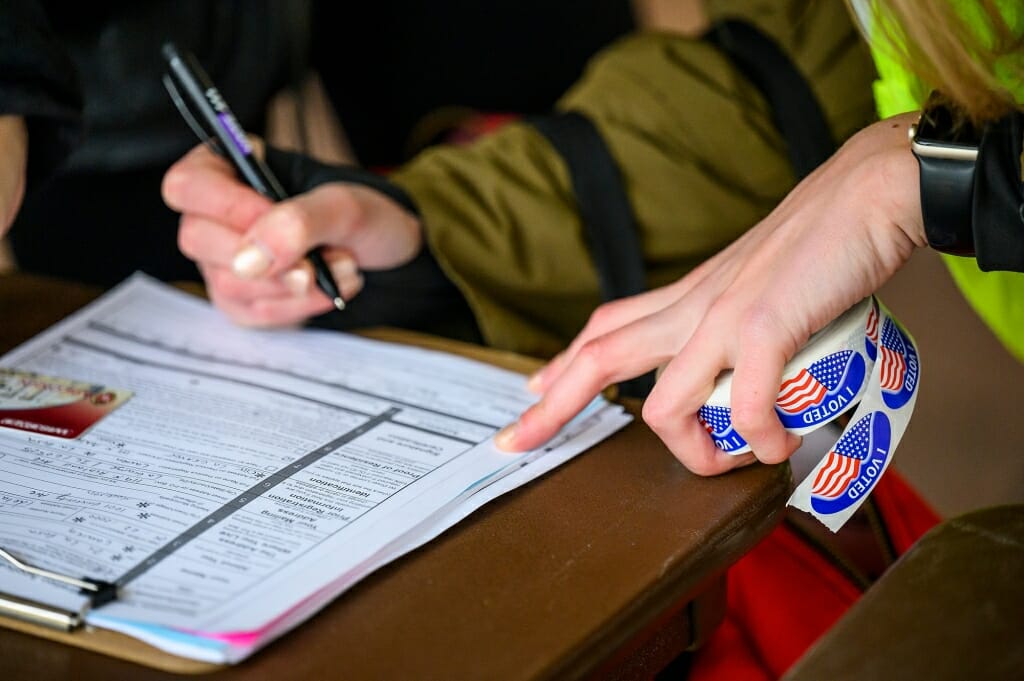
[161,42,346,311]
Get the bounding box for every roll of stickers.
[698,297,920,532]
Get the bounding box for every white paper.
[0,274,631,662]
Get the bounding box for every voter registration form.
[0,274,631,662]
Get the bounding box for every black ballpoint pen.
[161,42,345,311]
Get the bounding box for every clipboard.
[0,274,791,679]
[0,293,538,673]
[0,615,220,674]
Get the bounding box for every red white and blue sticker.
[878,316,919,410]
[865,298,880,362]
[697,404,747,453]
[774,350,866,429]
[698,349,868,452]
[791,299,919,531]
[809,411,890,514]
[698,296,920,532]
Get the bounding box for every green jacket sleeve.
[390,0,877,358]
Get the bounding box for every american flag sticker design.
[697,404,748,452]
[879,317,919,409]
[774,351,865,430]
[810,411,891,515]
[865,299,880,362]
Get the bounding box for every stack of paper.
[0,275,631,663]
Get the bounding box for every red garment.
[689,470,941,680]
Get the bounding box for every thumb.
[230,184,422,280]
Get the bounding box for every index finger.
[528,281,690,394]
[162,144,273,230]
[496,313,681,452]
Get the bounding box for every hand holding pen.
[160,43,422,326]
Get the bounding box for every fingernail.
[494,423,518,451]
[526,369,545,393]
[786,432,803,453]
[232,242,273,278]
[330,256,358,281]
[283,267,311,295]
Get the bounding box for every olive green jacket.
[392,0,877,358]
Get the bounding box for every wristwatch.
[908,94,983,255]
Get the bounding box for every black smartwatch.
[909,94,983,256]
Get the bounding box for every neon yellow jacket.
[866,1,1024,362]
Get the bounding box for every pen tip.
[333,297,346,311]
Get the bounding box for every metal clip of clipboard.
[0,547,118,631]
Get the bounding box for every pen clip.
[162,73,224,157]
[161,50,288,200]
[0,546,118,608]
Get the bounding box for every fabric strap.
[530,111,653,397]
[528,21,836,396]
[530,111,647,302]
[705,18,835,180]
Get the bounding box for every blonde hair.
[872,0,1023,123]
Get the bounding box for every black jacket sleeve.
[0,0,83,189]
[973,110,1024,273]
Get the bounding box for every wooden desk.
[0,273,790,680]
[782,504,1024,681]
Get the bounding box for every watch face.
[916,104,983,148]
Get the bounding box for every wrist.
[874,113,928,250]
[324,183,424,270]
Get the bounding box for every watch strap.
[916,154,976,255]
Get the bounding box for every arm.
[162,143,422,326]
[496,113,925,473]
